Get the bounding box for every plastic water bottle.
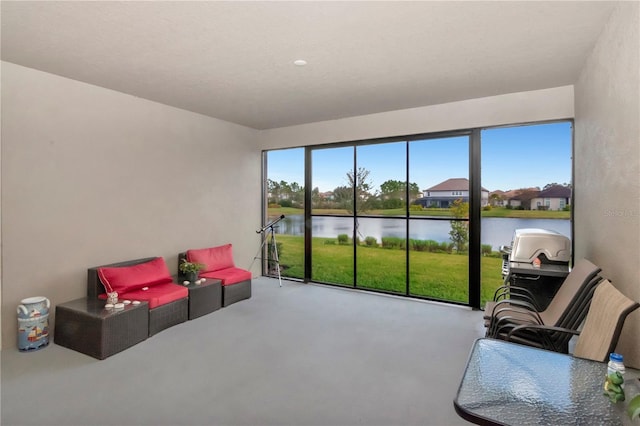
[608,353,626,387]
[604,353,626,403]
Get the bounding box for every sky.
[266,121,572,193]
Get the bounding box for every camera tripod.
[250,218,284,287]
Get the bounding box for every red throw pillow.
[187,244,235,273]
[97,257,173,294]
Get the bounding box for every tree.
[332,186,353,210]
[489,193,504,206]
[311,186,322,207]
[267,179,304,207]
[543,182,572,190]
[379,179,421,208]
[267,179,281,204]
[345,167,377,214]
[289,181,304,207]
[449,199,469,253]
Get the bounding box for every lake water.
[270,215,570,250]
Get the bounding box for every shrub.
[324,239,336,245]
[279,199,293,207]
[337,234,349,244]
[364,236,378,247]
[483,205,492,211]
[409,239,452,253]
[409,204,424,211]
[381,237,406,250]
[410,239,428,252]
[427,240,453,253]
[382,199,403,209]
[481,244,493,256]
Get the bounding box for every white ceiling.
[1,1,617,130]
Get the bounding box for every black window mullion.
[304,146,312,282]
[468,129,481,308]
[352,145,358,289]
[405,141,410,296]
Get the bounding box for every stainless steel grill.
[500,228,571,310]
[500,245,511,278]
[509,228,571,265]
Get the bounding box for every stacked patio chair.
[504,279,639,362]
[485,258,602,354]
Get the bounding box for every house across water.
[414,178,489,208]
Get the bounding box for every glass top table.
[454,338,636,425]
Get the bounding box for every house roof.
[537,185,571,198]
[510,191,539,201]
[501,187,540,199]
[425,178,488,192]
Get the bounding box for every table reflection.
[454,338,626,425]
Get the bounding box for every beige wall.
[259,86,574,148]
[574,2,640,368]
[1,62,261,349]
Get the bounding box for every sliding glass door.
[311,146,354,287]
[265,148,305,279]
[480,122,573,306]
[408,136,470,303]
[355,142,407,294]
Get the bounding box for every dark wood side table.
[184,278,222,319]
[54,297,149,360]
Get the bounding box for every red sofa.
[87,257,188,336]
[181,244,251,307]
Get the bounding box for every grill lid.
[509,228,570,264]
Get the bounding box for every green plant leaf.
[628,394,640,420]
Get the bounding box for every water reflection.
[270,215,570,250]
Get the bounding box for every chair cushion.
[187,244,235,273]
[97,257,173,294]
[201,267,251,286]
[118,283,188,309]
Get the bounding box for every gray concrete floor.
[2,278,485,426]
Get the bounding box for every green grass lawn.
[272,234,503,305]
[266,205,562,305]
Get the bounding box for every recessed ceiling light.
[293,59,307,66]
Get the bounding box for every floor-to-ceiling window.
[263,121,572,308]
[305,137,471,303]
[355,142,407,294]
[408,135,470,303]
[480,122,573,306]
[264,148,305,279]
[311,146,354,287]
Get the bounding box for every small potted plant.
[179,259,205,283]
[628,394,640,422]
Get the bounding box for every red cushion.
[98,257,173,294]
[187,244,235,273]
[118,282,188,309]
[201,267,251,286]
